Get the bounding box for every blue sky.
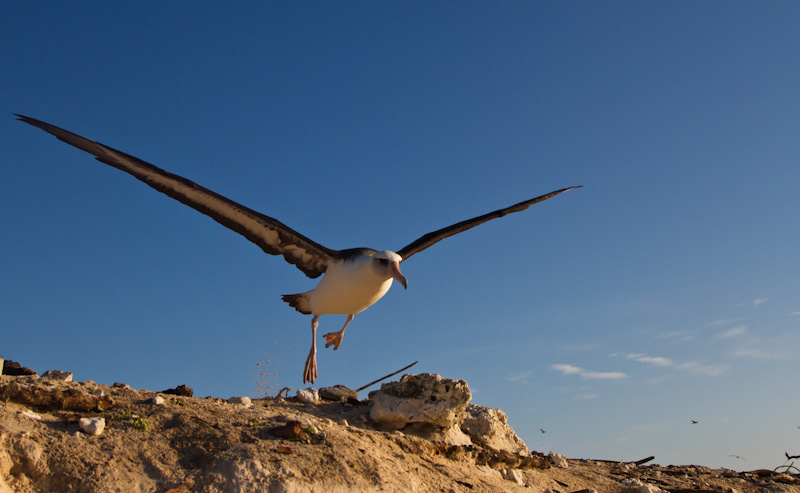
[2,2,799,471]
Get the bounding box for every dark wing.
[16,115,337,278]
[396,186,581,262]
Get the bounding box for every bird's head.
[373,250,408,289]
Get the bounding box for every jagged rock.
[547,451,569,468]
[460,404,529,455]
[160,384,193,397]
[296,388,319,404]
[112,382,130,389]
[151,395,166,405]
[500,467,524,484]
[319,385,358,402]
[228,396,252,408]
[2,359,36,376]
[369,373,471,429]
[78,417,106,436]
[0,378,114,411]
[42,370,73,381]
[268,420,303,440]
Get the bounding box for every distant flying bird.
[540,428,546,434]
[729,455,746,460]
[691,420,699,424]
[17,115,580,384]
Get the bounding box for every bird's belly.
[309,276,393,316]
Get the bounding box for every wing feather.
[396,186,581,262]
[17,115,336,278]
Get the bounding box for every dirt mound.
[1,371,797,492]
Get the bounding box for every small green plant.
[250,418,261,427]
[131,415,149,431]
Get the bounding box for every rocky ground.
[1,359,798,493]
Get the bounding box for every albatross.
[16,115,581,384]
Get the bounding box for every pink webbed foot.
[304,316,319,384]
[303,349,317,384]
[323,330,345,350]
[324,314,354,350]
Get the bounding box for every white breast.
[309,257,394,316]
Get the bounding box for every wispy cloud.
[551,363,627,380]
[730,348,780,360]
[625,353,727,376]
[791,311,800,316]
[506,370,533,385]
[655,330,696,342]
[716,326,747,339]
[627,354,673,367]
[739,298,768,307]
[706,318,741,327]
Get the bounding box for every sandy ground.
[1,373,798,492]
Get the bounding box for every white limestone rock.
[152,395,166,405]
[369,373,471,429]
[296,388,319,405]
[20,410,41,421]
[460,404,530,455]
[547,451,569,468]
[228,396,253,408]
[79,417,106,436]
[500,467,524,485]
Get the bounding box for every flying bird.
[691,420,699,424]
[16,115,581,384]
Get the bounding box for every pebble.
[319,385,358,402]
[500,467,523,485]
[228,396,252,408]
[296,388,319,405]
[21,410,42,420]
[41,370,73,381]
[152,395,166,405]
[160,384,193,397]
[547,451,569,468]
[78,417,106,436]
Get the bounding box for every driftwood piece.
[356,361,418,393]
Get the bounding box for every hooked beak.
[388,260,408,289]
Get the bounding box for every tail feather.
[281,292,312,315]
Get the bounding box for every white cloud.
[625,353,728,376]
[791,311,800,316]
[551,364,582,375]
[706,318,741,327]
[730,348,779,360]
[551,363,626,380]
[627,354,673,367]
[655,330,696,342]
[674,361,728,376]
[506,370,533,384]
[753,298,769,306]
[716,326,747,339]
[582,371,628,380]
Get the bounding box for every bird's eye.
[377,258,389,265]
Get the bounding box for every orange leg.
[303,316,319,384]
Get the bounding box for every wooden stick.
[356,361,418,393]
